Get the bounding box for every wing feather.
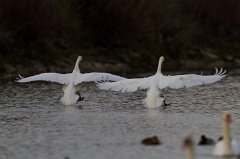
[74,72,126,84]
[99,68,226,91]
[158,68,226,89]
[98,76,154,92]
[17,73,70,84]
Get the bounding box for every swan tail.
[144,86,164,108]
[143,95,164,108]
[61,94,79,105]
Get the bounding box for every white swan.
[98,56,226,108]
[213,112,240,157]
[182,135,194,159]
[17,56,126,105]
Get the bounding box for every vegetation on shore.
[0,0,240,79]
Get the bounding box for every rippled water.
[0,74,240,159]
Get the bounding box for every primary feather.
[99,76,153,92]
[74,72,126,85]
[17,73,70,84]
[158,69,226,89]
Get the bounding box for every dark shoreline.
[1,56,240,82]
[1,1,240,81]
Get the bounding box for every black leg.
[162,100,167,109]
[163,100,171,106]
[161,99,171,109]
[76,91,84,102]
[77,95,84,102]
[160,92,170,108]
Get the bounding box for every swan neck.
[73,58,81,72]
[222,119,232,155]
[156,59,163,74]
[186,145,194,159]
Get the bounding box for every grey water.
[0,74,240,159]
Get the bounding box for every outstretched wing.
[98,76,154,92]
[158,68,226,89]
[74,72,126,84]
[17,73,70,84]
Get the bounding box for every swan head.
[159,56,164,63]
[182,135,194,159]
[77,56,82,62]
[222,112,232,124]
[156,56,164,74]
[182,135,193,149]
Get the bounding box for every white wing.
[74,72,126,84]
[158,68,226,89]
[17,73,70,84]
[98,76,154,92]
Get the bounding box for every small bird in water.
[141,135,161,145]
[198,135,215,145]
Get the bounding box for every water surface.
[0,74,240,159]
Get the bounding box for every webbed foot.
[162,100,171,109]
[77,96,84,102]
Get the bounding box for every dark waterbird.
[198,135,215,145]
[141,136,161,145]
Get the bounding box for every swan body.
[213,112,240,157]
[144,85,164,108]
[98,56,227,108]
[61,84,79,105]
[17,56,126,105]
[213,139,240,156]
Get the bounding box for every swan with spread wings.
[98,56,226,108]
[17,56,126,105]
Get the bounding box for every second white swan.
[98,56,226,108]
[213,112,240,157]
